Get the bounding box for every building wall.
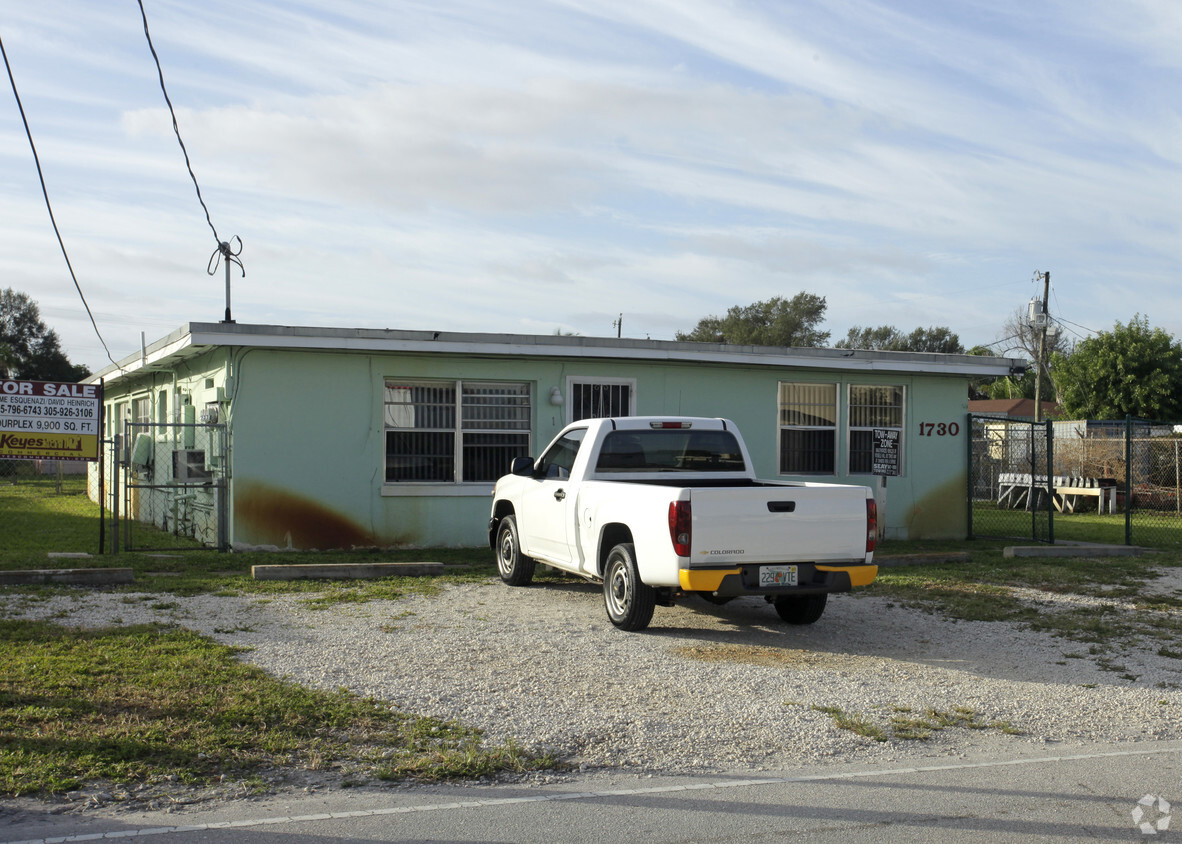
[220,347,973,548]
[89,349,231,543]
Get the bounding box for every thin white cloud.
[1,0,1179,369]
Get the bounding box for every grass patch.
[810,705,888,742]
[0,620,556,797]
[806,702,1021,743]
[866,540,1182,648]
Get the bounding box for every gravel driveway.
[8,572,1182,776]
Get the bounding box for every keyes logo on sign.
[0,379,103,461]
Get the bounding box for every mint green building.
[87,323,1023,549]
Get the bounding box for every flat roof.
[87,322,1027,384]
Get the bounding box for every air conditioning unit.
[130,433,154,476]
[173,449,213,482]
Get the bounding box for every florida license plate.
[759,565,798,587]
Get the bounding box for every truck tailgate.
[687,485,869,565]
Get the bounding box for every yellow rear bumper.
[679,568,741,592]
[679,563,878,593]
[817,564,879,587]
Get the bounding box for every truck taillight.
[668,500,692,557]
[866,498,877,554]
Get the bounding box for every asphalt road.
[5,738,1181,843]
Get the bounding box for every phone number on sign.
[0,402,95,418]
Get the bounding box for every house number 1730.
[919,422,960,436]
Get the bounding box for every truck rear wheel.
[496,515,535,586]
[773,593,827,625]
[603,543,655,631]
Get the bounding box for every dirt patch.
[673,643,872,670]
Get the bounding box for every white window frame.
[566,376,637,423]
[777,382,838,476]
[131,395,151,427]
[846,384,905,476]
[382,379,532,492]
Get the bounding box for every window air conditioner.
[173,449,213,482]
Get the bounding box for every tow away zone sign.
[0,379,103,461]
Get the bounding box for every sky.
[1,0,1179,373]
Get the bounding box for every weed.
[0,620,556,797]
[809,703,1021,743]
[811,705,888,742]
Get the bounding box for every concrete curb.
[251,562,446,580]
[1004,544,1146,558]
[0,568,135,585]
[876,552,971,567]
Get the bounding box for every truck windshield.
[595,429,746,473]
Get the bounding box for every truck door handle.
[554,489,566,501]
[768,501,796,513]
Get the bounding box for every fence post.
[1125,414,1132,546]
[97,380,105,554]
[966,414,974,540]
[1046,418,1054,545]
[111,433,121,555]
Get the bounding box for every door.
[519,428,586,564]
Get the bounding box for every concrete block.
[250,562,446,581]
[0,568,135,585]
[1004,545,1143,558]
[876,552,971,567]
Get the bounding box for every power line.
[136,0,244,320]
[0,31,121,372]
[137,0,221,249]
[1054,315,1099,338]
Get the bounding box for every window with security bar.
[570,379,635,421]
[778,382,837,474]
[384,380,531,483]
[848,384,904,474]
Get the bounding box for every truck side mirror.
[510,456,535,477]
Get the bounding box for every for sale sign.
[0,379,103,461]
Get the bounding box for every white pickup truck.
[488,416,878,631]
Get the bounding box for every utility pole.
[1032,270,1050,423]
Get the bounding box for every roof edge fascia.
[87,322,1026,383]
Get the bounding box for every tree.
[1051,315,1182,420]
[965,344,1036,400]
[835,325,964,354]
[0,288,90,382]
[0,342,15,378]
[676,293,829,347]
[991,305,1071,406]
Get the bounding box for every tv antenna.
[208,237,245,323]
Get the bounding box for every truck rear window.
[595,429,746,473]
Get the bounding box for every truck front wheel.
[496,515,536,586]
[773,593,827,625]
[603,543,655,631]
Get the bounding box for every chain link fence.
[970,414,1182,549]
[2,420,228,558]
[969,416,1053,543]
[116,421,228,552]
[0,456,102,556]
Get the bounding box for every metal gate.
[118,420,228,551]
[968,414,1053,542]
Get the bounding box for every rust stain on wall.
[906,473,969,539]
[235,481,375,549]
